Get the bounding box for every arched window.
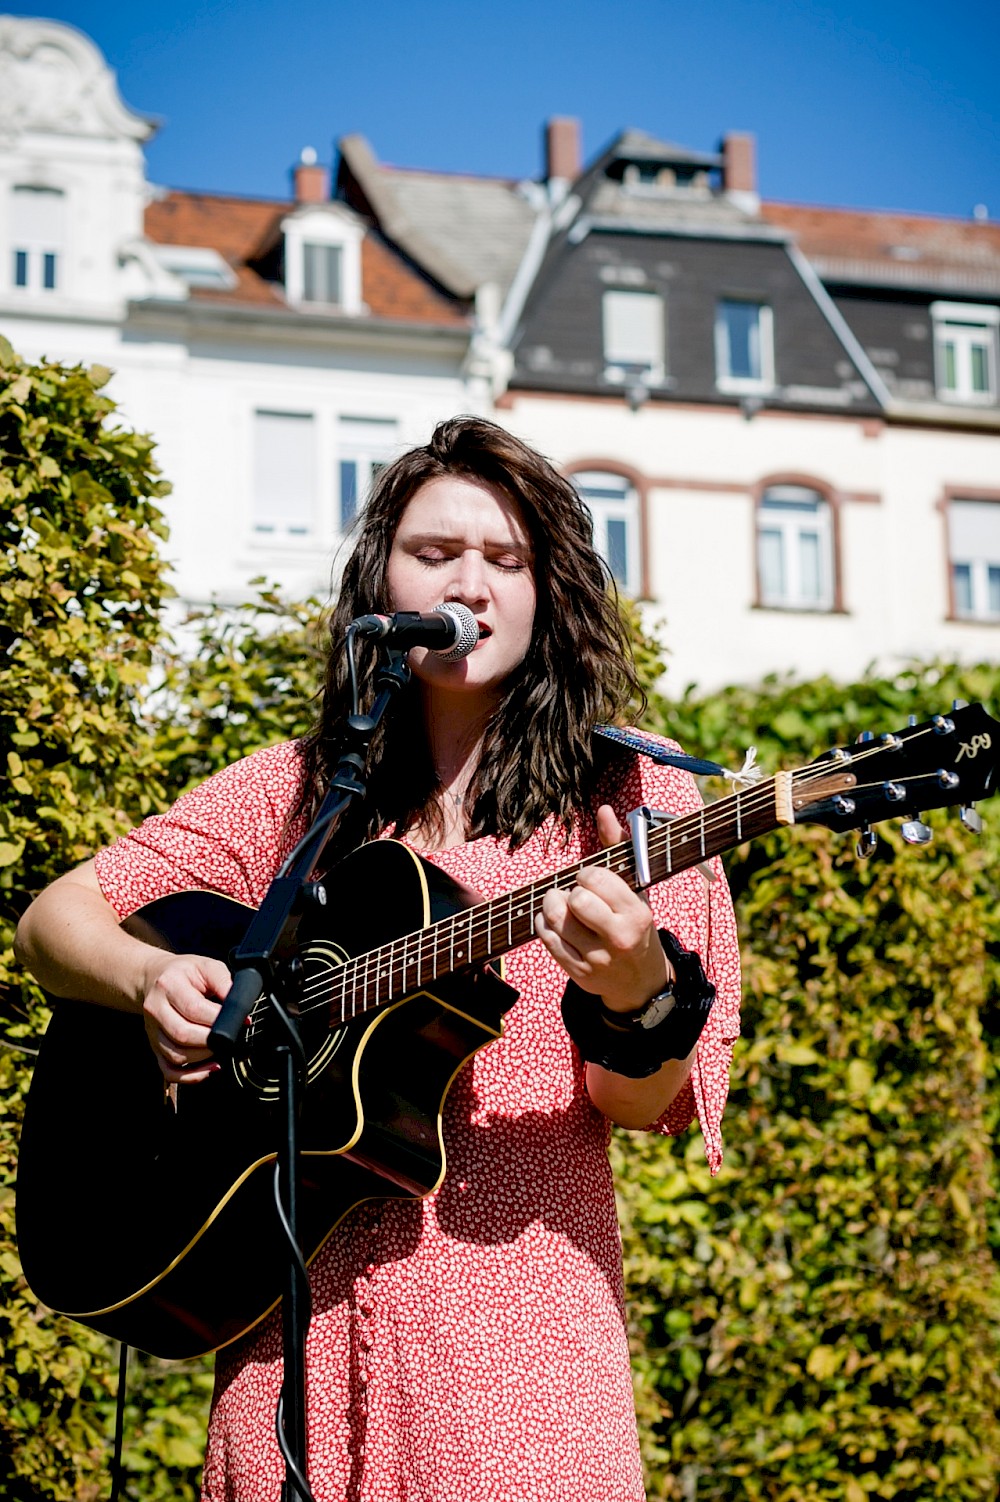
[572,471,640,593]
[757,485,834,611]
[11,186,65,293]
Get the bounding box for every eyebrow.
[400,530,533,556]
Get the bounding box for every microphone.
[351,602,480,661]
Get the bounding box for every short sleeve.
[93,741,309,920]
[595,730,742,1173]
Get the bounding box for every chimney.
[545,117,581,184]
[293,146,329,204]
[721,132,756,195]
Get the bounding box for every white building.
[0,16,481,609]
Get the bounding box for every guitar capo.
[626,805,717,890]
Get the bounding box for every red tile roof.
[762,201,1000,293]
[143,190,468,325]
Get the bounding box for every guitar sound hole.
[232,940,349,1099]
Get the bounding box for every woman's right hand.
[141,952,232,1084]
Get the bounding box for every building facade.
[3,16,998,691]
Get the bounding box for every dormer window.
[715,299,774,394]
[282,205,363,314]
[10,185,65,293]
[932,302,998,405]
[602,289,665,385]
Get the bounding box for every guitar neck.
[333,775,790,1022]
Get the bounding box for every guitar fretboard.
[329,773,787,1023]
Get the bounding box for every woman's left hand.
[534,804,671,1013]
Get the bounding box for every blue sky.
[7,0,999,218]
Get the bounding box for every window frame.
[336,417,399,532]
[250,408,319,543]
[568,467,642,595]
[10,184,66,295]
[715,299,775,395]
[943,490,1000,623]
[754,481,838,614]
[931,301,999,406]
[601,288,666,387]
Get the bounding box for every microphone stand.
[208,643,412,1502]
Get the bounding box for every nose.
[446,548,489,606]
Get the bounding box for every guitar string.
[244,722,959,1044]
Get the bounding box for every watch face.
[638,988,677,1030]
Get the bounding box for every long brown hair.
[298,416,643,855]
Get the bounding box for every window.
[303,243,342,305]
[573,472,640,592]
[716,299,774,392]
[252,411,316,539]
[948,499,1000,620]
[337,417,398,531]
[281,206,363,312]
[757,486,834,611]
[932,303,998,404]
[151,244,237,290]
[602,290,665,384]
[10,185,65,293]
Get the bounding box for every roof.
[762,201,1000,297]
[143,189,468,325]
[608,129,723,170]
[337,135,537,301]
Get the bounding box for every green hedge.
[616,665,1000,1499]
[0,340,179,1497]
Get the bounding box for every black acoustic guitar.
[15,706,1000,1359]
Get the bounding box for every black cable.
[272,1161,316,1502]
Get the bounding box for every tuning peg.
[901,816,933,846]
[856,825,877,859]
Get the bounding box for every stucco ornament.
[0,17,155,145]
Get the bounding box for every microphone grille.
[433,602,480,661]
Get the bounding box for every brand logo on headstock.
[956,733,992,762]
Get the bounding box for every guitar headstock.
[790,703,1000,835]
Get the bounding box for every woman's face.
[385,475,537,710]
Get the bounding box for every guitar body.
[16,840,517,1359]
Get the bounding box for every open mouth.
[476,623,492,640]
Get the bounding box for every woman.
[16,417,741,1502]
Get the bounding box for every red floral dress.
[94,735,741,1502]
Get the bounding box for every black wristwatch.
[561,928,716,1078]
